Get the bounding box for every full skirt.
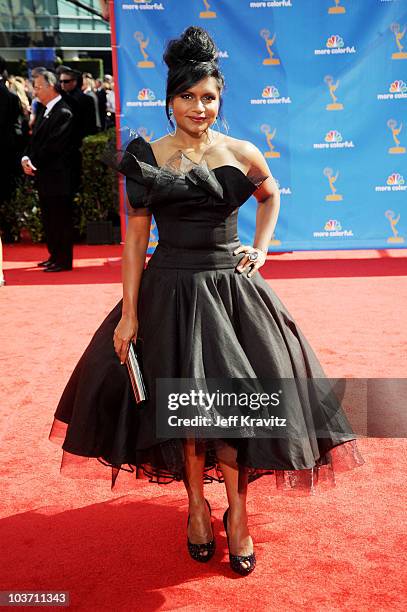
[49,266,364,495]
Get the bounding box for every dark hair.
[56,64,70,75]
[163,26,225,129]
[56,65,82,88]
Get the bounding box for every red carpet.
[1,244,406,611]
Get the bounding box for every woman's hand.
[113,313,139,365]
[233,245,267,278]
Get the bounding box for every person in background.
[21,71,76,272]
[9,76,30,115]
[94,78,107,130]
[24,77,34,103]
[57,66,97,141]
[104,78,116,129]
[57,66,97,190]
[0,57,21,198]
[0,56,21,287]
[29,67,47,131]
[8,75,31,158]
[82,72,101,131]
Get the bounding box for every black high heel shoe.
[223,507,256,575]
[187,498,216,562]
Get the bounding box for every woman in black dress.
[49,26,364,576]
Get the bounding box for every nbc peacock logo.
[263,85,279,98]
[325,130,342,143]
[313,130,354,149]
[325,219,341,231]
[327,35,344,49]
[138,88,155,101]
[387,172,405,186]
[126,88,165,107]
[377,80,407,100]
[315,34,356,55]
[250,85,291,106]
[313,219,353,238]
[375,172,406,192]
[390,80,407,95]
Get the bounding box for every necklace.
[171,129,220,163]
[149,130,221,169]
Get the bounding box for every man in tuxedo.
[0,57,21,208]
[0,58,21,287]
[57,67,97,190]
[22,71,76,272]
[94,78,107,130]
[58,67,97,142]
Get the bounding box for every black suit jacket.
[61,88,98,145]
[96,88,107,130]
[0,80,21,156]
[25,98,76,197]
[0,80,21,202]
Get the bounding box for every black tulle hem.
[49,417,365,496]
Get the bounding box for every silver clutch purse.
[126,340,148,404]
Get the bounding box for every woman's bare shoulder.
[147,135,174,165]
[222,134,260,156]
[149,135,183,159]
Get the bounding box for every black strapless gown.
[48,135,364,495]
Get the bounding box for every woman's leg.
[182,438,213,557]
[216,443,253,570]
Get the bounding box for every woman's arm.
[234,142,281,278]
[113,210,152,364]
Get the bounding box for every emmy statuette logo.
[328,0,346,14]
[269,234,281,247]
[261,29,280,65]
[325,75,344,110]
[200,0,216,19]
[261,124,280,158]
[134,31,155,68]
[324,167,343,202]
[131,126,153,142]
[390,23,407,60]
[385,210,405,244]
[387,119,406,154]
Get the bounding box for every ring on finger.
[247,251,259,262]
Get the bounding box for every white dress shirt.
[43,94,62,117]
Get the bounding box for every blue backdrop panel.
[113,0,407,253]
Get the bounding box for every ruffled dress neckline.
[133,133,269,190]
